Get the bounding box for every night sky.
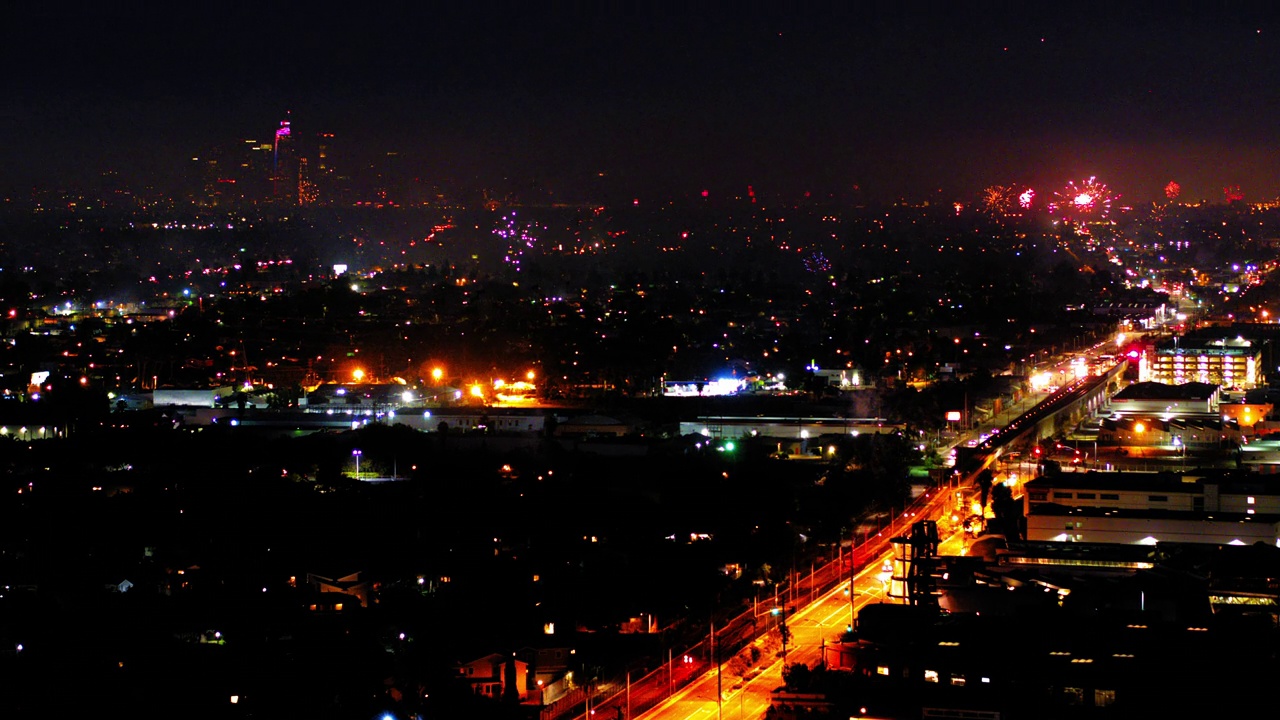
[5,3,1280,203]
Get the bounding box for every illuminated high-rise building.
[312,132,339,205]
[188,138,273,208]
[298,157,318,205]
[316,133,332,174]
[272,116,297,205]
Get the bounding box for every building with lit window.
[272,117,297,205]
[1023,470,1280,545]
[1108,381,1220,417]
[1099,382,1245,449]
[1141,337,1262,389]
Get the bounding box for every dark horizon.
[5,4,1280,204]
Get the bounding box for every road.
[635,381,1071,720]
[636,550,896,720]
[631,350,1134,720]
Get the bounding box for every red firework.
[1224,185,1244,203]
[1164,181,1180,200]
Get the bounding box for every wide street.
[637,555,893,720]
[635,360,1090,720]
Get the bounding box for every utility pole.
[780,604,790,666]
[714,618,722,720]
[668,648,673,696]
[849,525,856,632]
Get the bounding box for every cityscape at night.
[3,4,1280,719]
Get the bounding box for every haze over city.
[6,3,1280,203]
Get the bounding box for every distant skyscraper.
[316,133,332,174]
[272,116,297,205]
[189,137,272,208]
[313,132,338,205]
[298,157,318,205]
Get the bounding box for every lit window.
[924,670,939,683]
[876,666,890,676]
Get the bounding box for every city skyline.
[6,4,1280,204]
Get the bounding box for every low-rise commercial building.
[1141,336,1261,389]
[1023,470,1280,545]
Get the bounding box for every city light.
[8,12,1279,719]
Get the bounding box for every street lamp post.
[779,604,790,665]
[352,449,362,480]
[713,619,722,720]
[849,525,856,632]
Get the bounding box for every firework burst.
[1052,177,1114,221]
[804,251,832,274]
[981,185,1015,216]
[494,212,543,271]
[1164,181,1181,200]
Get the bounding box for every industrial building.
[1023,470,1280,545]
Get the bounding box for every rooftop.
[1028,501,1280,525]
[1026,469,1280,495]
[1154,336,1259,354]
[1113,381,1218,401]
